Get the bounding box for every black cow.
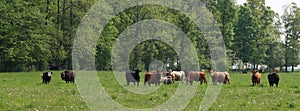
[42,72,53,84]
[268,73,280,87]
[268,68,280,87]
[126,69,141,86]
[61,70,75,83]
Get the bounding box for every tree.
[233,4,259,69]
[282,3,300,72]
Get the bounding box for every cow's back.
[268,73,279,82]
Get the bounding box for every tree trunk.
[56,0,61,70]
[45,0,50,25]
[60,0,66,69]
[68,0,73,70]
[133,0,139,69]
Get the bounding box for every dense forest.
[0,0,299,72]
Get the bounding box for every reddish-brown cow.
[251,70,261,86]
[144,70,161,86]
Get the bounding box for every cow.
[210,70,230,85]
[125,69,141,86]
[251,70,261,86]
[61,72,65,80]
[61,70,75,83]
[161,75,173,85]
[186,71,200,85]
[162,70,174,84]
[199,70,207,85]
[268,68,280,87]
[170,71,185,82]
[144,70,161,86]
[41,72,53,84]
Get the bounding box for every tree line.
[0,0,299,72]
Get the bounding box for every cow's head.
[47,72,53,76]
[133,69,141,74]
[251,70,258,74]
[200,70,206,75]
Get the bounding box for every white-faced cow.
[41,72,53,84]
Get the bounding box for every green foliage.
[0,0,299,72]
[282,3,300,71]
[234,5,259,64]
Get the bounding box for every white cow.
[171,71,185,82]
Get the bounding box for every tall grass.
[0,71,299,110]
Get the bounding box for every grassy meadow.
[0,71,300,110]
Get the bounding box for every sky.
[235,0,300,16]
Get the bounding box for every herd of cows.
[126,68,280,87]
[125,69,230,86]
[40,68,280,87]
[41,70,75,84]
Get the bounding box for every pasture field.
[0,71,300,111]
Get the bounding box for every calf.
[41,72,53,84]
[125,69,141,86]
[251,70,261,86]
[161,75,173,85]
[144,70,161,86]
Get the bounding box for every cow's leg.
[213,81,216,85]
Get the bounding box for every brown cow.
[251,70,261,86]
[186,71,200,85]
[144,70,161,86]
[210,70,230,85]
[199,70,207,85]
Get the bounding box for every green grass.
[0,71,300,110]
